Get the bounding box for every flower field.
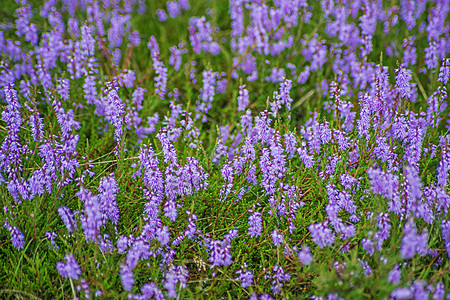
[0,0,449,299]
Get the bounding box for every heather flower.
[189,17,219,55]
[169,43,186,71]
[163,265,189,298]
[402,37,417,66]
[433,282,445,299]
[4,223,25,250]
[375,212,391,250]
[208,239,232,267]
[441,220,450,258]
[56,254,82,280]
[400,218,428,259]
[1,84,23,179]
[167,1,181,18]
[424,41,438,70]
[237,84,249,111]
[391,288,411,299]
[387,264,401,284]
[78,188,102,242]
[284,131,297,159]
[230,0,244,38]
[404,164,422,201]
[308,221,335,248]
[438,58,450,85]
[196,69,218,122]
[271,229,283,246]
[97,174,120,225]
[148,36,168,100]
[126,240,150,269]
[157,226,170,246]
[120,264,135,291]
[367,168,398,200]
[268,265,290,295]
[395,66,413,99]
[28,113,44,142]
[235,267,253,288]
[359,260,372,276]
[45,231,58,249]
[297,147,315,168]
[58,206,77,233]
[340,174,356,190]
[57,78,70,101]
[361,238,374,256]
[184,211,198,239]
[298,245,313,265]
[156,9,167,22]
[248,211,262,238]
[117,236,130,254]
[104,84,125,142]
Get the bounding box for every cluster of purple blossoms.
[308,222,335,248]
[189,17,220,55]
[148,36,168,100]
[56,254,82,280]
[208,239,232,268]
[248,210,262,238]
[235,264,254,288]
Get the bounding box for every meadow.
[0,0,449,299]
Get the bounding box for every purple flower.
[441,220,450,258]
[391,288,411,299]
[395,66,413,99]
[402,37,416,66]
[237,84,249,111]
[308,221,335,248]
[56,254,82,280]
[28,113,44,142]
[267,265,290,295]
[156,9,167,22]
[78,188,102,242]
[359,260,372,276]
[57,78,70,101]
[15,2,38,45]
[189,17,219,55]
[361,238,374,256]
[58,206,78,233]
[208,239,232,267]
[438,58,450,85]
[298,246,313,265]
[163,265,189,298]
[367,168,398,200]
[179,0,190,10]
[45,231,58,248]
[167,1,181,18]
[424,41,438,70]
[400,218,428,259]
[126,240,150,269]
[4,223,25,250]
[148,36,167,100]
[404,164,422,201]
[104,83,125,142]
[387,264,401,284]
[235,268,253,288]
[97,174,120,225]
[375,212,391,250]
[196,69,218,122]
[117,236,130,254]
[271,229,283,246]
[169,43,186,71]
[248,211,262,238]
[120,264,135,291]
